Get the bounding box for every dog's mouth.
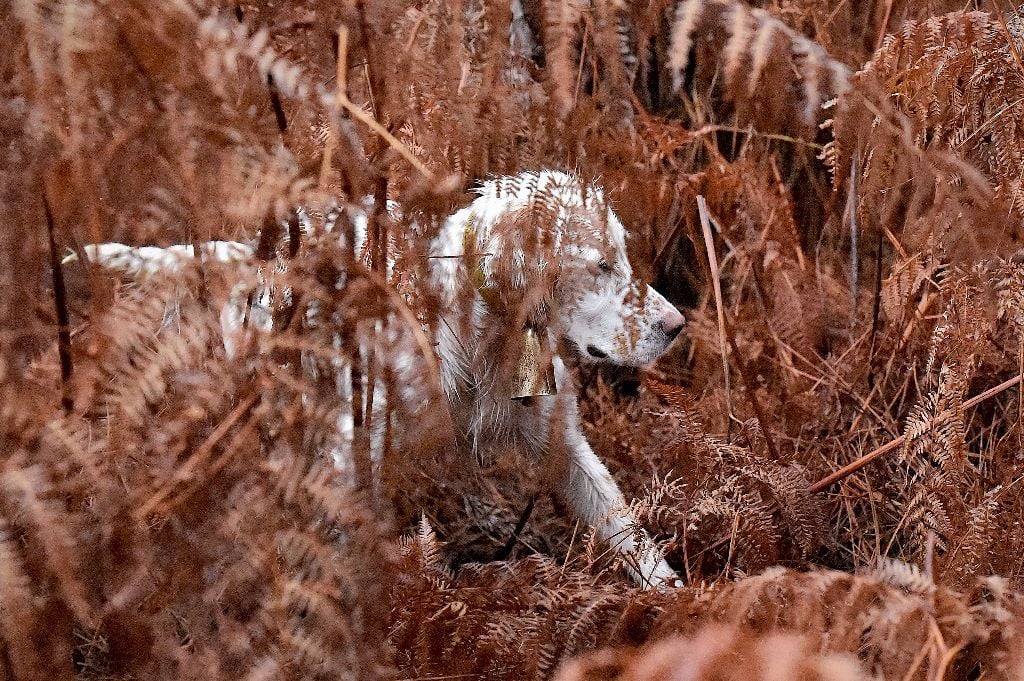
[586,345,609,359]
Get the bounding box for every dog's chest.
[446,391,548,463]
[444,359,577,465]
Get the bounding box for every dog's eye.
[597,259,612,273]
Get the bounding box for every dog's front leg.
[558,414,679,589]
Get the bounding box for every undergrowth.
[5,0,1024,679]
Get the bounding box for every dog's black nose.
[658,308,685,340]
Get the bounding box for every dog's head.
[556,210,685,367]
[474,171,684,369]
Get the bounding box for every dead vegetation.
[6,0,1024,679]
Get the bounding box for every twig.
[336,24,350,107]
[994,0,1024,81]
[875,0,895,51]
[690,124,825,151]
[159,415,258,516]
[697,195,733,425]
[286,212,301,258]
[357,175,390,498]
[42,190,74,412]
[866,225,883,389]
[266,73,288,134]
[135,390,261,519]
[494,494,537,561]
[332,25,435,183]
[319,26,348,188]
[722,321,781,461]
[809,373,1024,493]
[560,518,582,579]
[652,213,686,275]
[848,156,858,334]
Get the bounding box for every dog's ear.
[487,206,559,331]
[483,206,561,399]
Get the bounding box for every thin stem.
[333,25,435,183]
[43,190,74,412]
[810,373,1024,493]
[697,195,733,429]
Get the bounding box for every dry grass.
[5,0,1024,679]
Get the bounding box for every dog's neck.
[431,171,607,404]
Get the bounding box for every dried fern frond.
[668,0,851,129]
[555,625,868,681]
[833,10,1024,260]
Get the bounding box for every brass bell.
[510,325,557,401]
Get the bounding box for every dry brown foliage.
[8,0,1024,680]
[555,626,868,681]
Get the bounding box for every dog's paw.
[645,559,682,590]
[653,575,684,590]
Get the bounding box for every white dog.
[79,170,685,588]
